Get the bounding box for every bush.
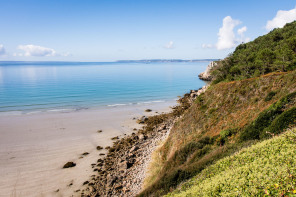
[264,91,277,101]
[264,107,296,135]
[240,92,296,141]
[220,129,232,139]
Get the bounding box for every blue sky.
[0,0,295,61]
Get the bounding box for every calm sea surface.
[0,61,208,113]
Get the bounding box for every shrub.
[264,107,296,135]
[166,130,296,197]
[240,92,296,141]
[220,129,232,139]
[264,91,277,101]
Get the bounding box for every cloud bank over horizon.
[15,45,70,57]
[266,7,296,30]
[203,16,250,50]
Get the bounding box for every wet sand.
[0,101,175,197]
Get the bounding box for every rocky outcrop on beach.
[187,85,208,102]
[77,86,208,197]
[198,61,217,81]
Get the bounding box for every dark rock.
[96,146,103,150]
[83,181,89,185]
[82,152,89,156]
[127,162,134,169]
[145,109,152,112]
[97,163,103,167]
[63,162,76,168]
[111,136,119,140]
[115,185,123,190]
[137,116,148,124]
[130,145,139,152]
[97,130,103,133]
[139,134,147,140]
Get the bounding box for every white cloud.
[202,16,250,50]
[164,41,174,49]
[17,44,57,57]
[216,16,241,50]
[237,26,250,43]
[202,44,214,49]
[266,7,296,30]
[237,26,247,36]
[0,44,6,56]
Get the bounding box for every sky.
[0,0,296,62]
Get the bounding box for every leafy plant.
[166,130,296,197]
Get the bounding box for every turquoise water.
[0,61,208,113]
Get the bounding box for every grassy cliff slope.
[166,129,296,196]
[139,21,296,197]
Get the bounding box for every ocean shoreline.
[0,61,210,196]
[0,100,176,196]
[78,84,208,196]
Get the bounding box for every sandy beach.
[0,101,175,197]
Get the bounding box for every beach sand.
[0,101,175,197]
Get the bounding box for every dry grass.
[139,71,296,197]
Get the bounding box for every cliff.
[139,21,296,196]
[198,61,216,81]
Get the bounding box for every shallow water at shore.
[0,61,207,113]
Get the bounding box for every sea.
[0,61,209,114]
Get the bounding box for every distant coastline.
[0,59,219,65]
[116,59,219,63]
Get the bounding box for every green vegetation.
[139,21,296,197]
[240,92,296,141]
[140,71,296,197]
[211,21,296,83]
[166,129,296,197]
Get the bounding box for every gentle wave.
[0,111,23,116]
[107,104,128,107]
[137,100,165,105]
[107,100,166,107]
